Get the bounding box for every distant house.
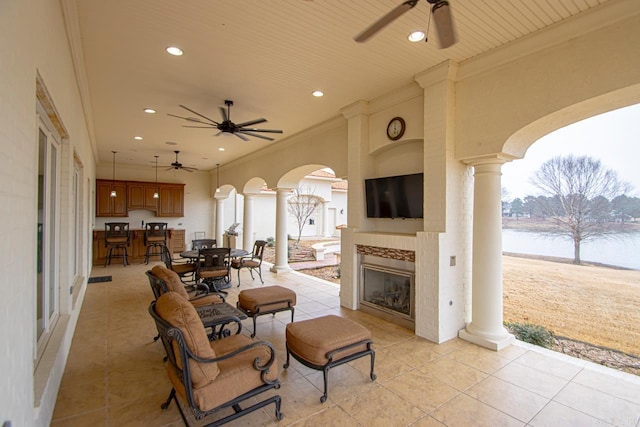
[217,169,347,248]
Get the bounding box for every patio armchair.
[147,265,224,306]
[149,292,282,426]
[231,240,266,286]
[161,245,197,286]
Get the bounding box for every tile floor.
[52,261,640,426]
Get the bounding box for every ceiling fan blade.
[237,130,275,141]
[167,113,211,125]
[354,0,418,43]
[181,167,196,173]
[234,133,250,141]
[182,125,217,128]
[178,105,219,124]
[235,118,267,128]
[241,128,283,134]
[219,106,228,122]
[432,1,456,48]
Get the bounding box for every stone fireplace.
[357,245,415,330]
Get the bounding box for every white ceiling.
[74,0,613,172]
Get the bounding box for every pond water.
[502,229,640,270]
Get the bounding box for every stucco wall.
[0,0,97,425]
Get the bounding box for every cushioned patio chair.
[147,266,230,341]
[192,238,217,250]
[144,222,168,264]
[197,247,231,296]
[231,240,266,286]
[149,292,283,426]
[104,222,130,267]
[161,245,197,285]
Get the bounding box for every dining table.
[179,248,249,260]
[179,248,250,290]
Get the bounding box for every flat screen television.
[365,173,423,219]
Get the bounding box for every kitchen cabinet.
[157,184,184,217]
[92,228,186,265]
[169,229,186,253]
[127,181,159,211]
[96,179,127,217]
[95,179,184,217]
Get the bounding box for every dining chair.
[231,240,267,286]
[196,247,231,296]
[192,238,217,250]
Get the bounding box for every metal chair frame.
[149,300,283,426]
[104,222,130,267]
[232,240,267,286]
[144,222,168,264]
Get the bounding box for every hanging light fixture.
[216,163,221,193]
[153,155,160,199]
[110,151,118,197]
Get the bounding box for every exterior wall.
[0,0,97,425]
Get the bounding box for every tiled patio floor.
[52,261,640,426]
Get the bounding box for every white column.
[243,193,254,251]
[215,197,225,247]
[270,188,291,274]
[459,159,514,351]
[322,201,331,237]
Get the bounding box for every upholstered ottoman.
[284,315,376,402]
[236,286,296,338]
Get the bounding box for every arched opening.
[500,103,640,371]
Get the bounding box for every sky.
[501,103,640,201]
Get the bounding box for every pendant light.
[110,151,117,197]
[216,163,220,193]
[153,155,159,199]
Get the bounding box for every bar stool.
[144,222,168,264]
[104,222,130,267]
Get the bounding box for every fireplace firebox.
[359,262,415,329]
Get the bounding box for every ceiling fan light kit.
[354,0,456,49]
[169,99,283,141]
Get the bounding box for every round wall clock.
[386,117,405,141]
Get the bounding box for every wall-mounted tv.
[365,173,423,219]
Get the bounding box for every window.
[36,109,61,351]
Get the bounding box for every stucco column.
[242,193,255,251]
[270,188,291,274]
[459,158,514,351]
[322,201,331,237]
[215,197,224,247]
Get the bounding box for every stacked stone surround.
[356,245,415,263]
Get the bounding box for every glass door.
[36,114,60,345]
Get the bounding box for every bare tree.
[287,186,320,246]
[531,155,629,264]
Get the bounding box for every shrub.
[505,322,555,349]
[266,237,275,247]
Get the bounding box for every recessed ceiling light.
[166,46,183,56]
[218,147,225,151]
[165,141,178,146]
[312,90,324,97]
[134,136,143,140]
[143,108,156,114]
[408,31,425,42]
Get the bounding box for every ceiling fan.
[354,0,456,49]
[168,100,283,141]
[166,150,197,173]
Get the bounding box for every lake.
[502,229,640,270]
